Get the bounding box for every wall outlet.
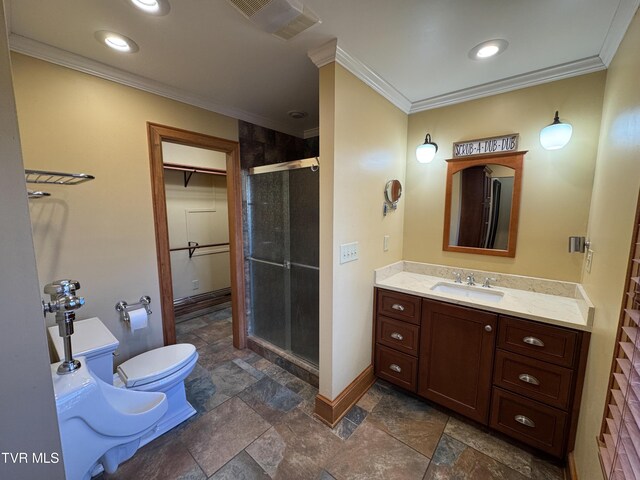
[585,250,594,274]
[340,242,359,264]
[383,235,390,252]
[192,279,200,290]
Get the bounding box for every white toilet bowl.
[48,318,198,447]
[52,357,168,480]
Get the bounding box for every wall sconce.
[540,111,573,150]
[416,133,438,163]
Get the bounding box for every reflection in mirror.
[384,179,402,206]
[443,151,525,258]
[449,165,514,250]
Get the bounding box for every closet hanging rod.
[163,162,226,187]
[25,169,95,185]
[170,241,230,259]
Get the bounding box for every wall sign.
[453,134,519,158]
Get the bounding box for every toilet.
[52,356,168,480]
[48,317,198,448]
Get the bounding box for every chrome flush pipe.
[43,279,85,375]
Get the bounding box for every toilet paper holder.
[115,296,152,323]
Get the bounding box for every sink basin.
[430,282,504,303]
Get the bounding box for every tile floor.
[104,306,565,480]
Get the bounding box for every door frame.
[147,122,246,348]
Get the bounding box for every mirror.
[443,152,524,257]
[384,179,402,206]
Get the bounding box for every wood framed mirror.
[443,151,526,257]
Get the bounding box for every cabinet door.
[418,299,497,424]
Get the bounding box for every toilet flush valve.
[43,279,85,375]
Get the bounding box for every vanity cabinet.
[417,300,496,423]
[373,287,590,459]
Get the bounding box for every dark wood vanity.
[373,287,590,459]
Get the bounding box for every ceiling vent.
[227,0,319,40]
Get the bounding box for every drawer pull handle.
[514,415,536,428]
[391,303,405,311]
[484,325,492,332]
[390,332,404,341]
[518,373,540,385]
[389,364,402,373]
[523,336,545,347]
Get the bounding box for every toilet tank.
[48,317,119,384]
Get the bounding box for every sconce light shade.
[540,111,573,150]
[416,133,438,163]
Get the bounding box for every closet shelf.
[163,162,226,188]
[25,169,95,185]
[170,241,230,259]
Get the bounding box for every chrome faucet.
[43,279,85,375]
[452,271,463,284]
[466,273,476,286]
[483,277,497,288]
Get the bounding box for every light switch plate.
[586,249,594,273]
[383,235,390,252]
[340,242,359,264]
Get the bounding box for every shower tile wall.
[239,120,319,366]
[238,120,319,170]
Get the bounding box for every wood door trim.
[147,122,246,348]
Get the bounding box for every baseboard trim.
[314,365,375,428]
[565,452,578,480]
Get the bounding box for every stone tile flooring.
[104,306,565,480]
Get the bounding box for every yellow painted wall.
[12,53,238,364]
[404,72,606,282]
[319,63,407,398]
[573,9,640,479]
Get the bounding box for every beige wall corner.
[404,71,607,282]
[320,63,408,399]
[318,62,336,398]
[573,8,640,480]
[0,5,65,477]
[11,53,239,364]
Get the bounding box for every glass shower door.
[247,161,319,365]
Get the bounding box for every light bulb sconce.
[416,133,438,163]
[540,110,573,150]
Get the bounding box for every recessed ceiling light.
[127,0,170,16]
[468,39,508,60]
[95,31,139,53]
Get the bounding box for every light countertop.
[374,262,594,332]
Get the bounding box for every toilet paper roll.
[127,307,148,332]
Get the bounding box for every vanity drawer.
[376,316,420,356]
[498,316,578,368]
[493,350,573,410]
[490,388,567,457]
[375,344,418,392]
[377,289,421,325]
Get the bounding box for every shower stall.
[246,158,319,366]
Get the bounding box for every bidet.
[43,279,85,375]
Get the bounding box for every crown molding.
[410,56,606,113]
[334,46,412,113]
[9,34,306,138]
[308,38,411,113]
[303,127,319,138]
[308,38,338,68]
[599,0,640,66]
